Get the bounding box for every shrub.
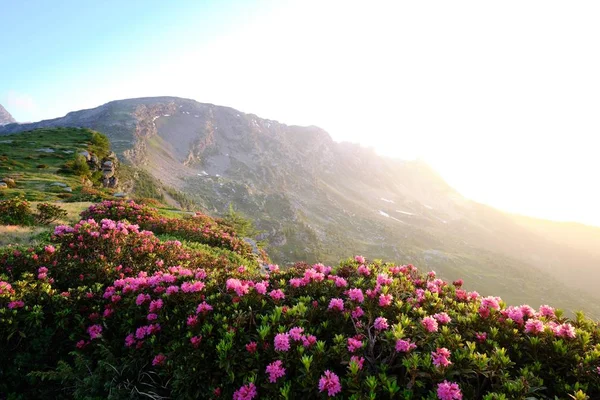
[0,197,34,225]
[35,203,68,225]
[36,164,48,169]
[63,155,90,177]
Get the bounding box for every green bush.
[35,203,68,225]
[0,197,34,225]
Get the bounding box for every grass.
[0,128,112,202]
[0,225,48,247]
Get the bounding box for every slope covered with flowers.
[1,201,599,399]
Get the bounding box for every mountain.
[2,96,600,318]
[0,104,16,126]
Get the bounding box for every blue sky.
[1,0,266,121]
[2,1,600,226]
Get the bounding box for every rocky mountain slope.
[0,105,16,126]
[2,96,600,317]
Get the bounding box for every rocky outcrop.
[0,105,16,126]
[100,152,119,188]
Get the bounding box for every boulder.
[0,182,7,189]
[50,182,68,187]
[36,148,55,153]
[79,150,91,160]
[113,192,126,198]
[63,187,73,193]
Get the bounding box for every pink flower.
[433,312,451,325]
[374,317,389,331]
[347,337,363,352]
[379,293,393,307]
[377,273,393,286]
[254,282,267,295]
[8,300,24,309]
[475,332,487,342]
[269,289,285,300]
[265,360,286,383]
[289,278,305,288]
[233,383,257,400]
[349,355,365,370]
[334,276,348,287]
[351,306,364,319]
[149,299,163,312]
[87,324,103,340]
[196,301,213,314]
[187,315,198,327]
[422,316,439,333]
[555,323,576,339]
[328,298,344,312]
[76,340,87,349]
[274,333,290,352]
[152,353,166,366]
[432,348,452,368]
[166,285,179,295]
[319,370,342,397]
[147,313,158,321]
[357,265,370,276]
[44,245,56,254]
[347,288,364,303]
[289,327,304,341]
[125,334,136,347]
[505,306,525,325]
[190,335,202,348]
[395,339,417,352]
[437,380,462,400]
[246,341,258,353]
[302,335,317,347]
[354,255,365,264]
[227,278,250,297]
[539,304,555,318]
[524,319,544,334]
[136,293,150,306]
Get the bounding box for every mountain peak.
[0,104,16,125]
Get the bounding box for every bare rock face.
[0,105,16,126]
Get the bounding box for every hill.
[0,199,599,399]
[2,98,600,319]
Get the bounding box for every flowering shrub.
[80,200,255,258]
[1,203,599,399]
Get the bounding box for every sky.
[2,0,600,226]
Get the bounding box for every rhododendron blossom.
[319,370,342,397]
[379,293,393,307]
[432,348,452,368]
[422,316,439,332]
[374,317,389,331]
[233,383,257,400]
[395,339,417,352]
[265,360,286,383]
[347,288,364,303]
[328,298,344,312]
[437,380,462,400]
[274,333,290,352]
[347,337,363,352]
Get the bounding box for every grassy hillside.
[0,127,112,202]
